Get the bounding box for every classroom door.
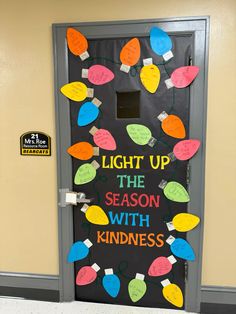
[66,32,193,310]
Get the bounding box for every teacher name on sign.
[101,155,170,169]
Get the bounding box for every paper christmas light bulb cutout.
[159,180,190,203]
[128,273,147,303]
[67,27,89,60]
[102,268,120,298]
[120,38,141,73]
[161,279,184,308]
[76,263,100,286]
[74,160,100,185]
[157,111,186,139]
[167,213,200,232]
[148,255,177,277]
[89,126,116,151]
[60,82,94,102]
[77,98,102,126]
[80,204,109,225]
[172,139,201,161]
[165,66,199,89]
[140,58,161,93]
[150,27,173,61]
[166,235,196,261]
[67,142,99,161]
[67,239,93,263]
[126,124,157,147]
[82,65,114,85]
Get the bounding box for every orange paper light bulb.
[157,111,186,139]
[67,27,89,60]
[67,142,99,160]
[120,38,141,73]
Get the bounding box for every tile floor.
[0,297,197,314]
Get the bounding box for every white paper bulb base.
[80,51,90,61]
[120,64,130,73]
[167,255,177,264]
[163,50,173,61]
[136,273,145,280]
[143,58,153,66]
[84,239,93,248]
[81,204,89,213]
[91,263,100,272]
[161,279,171,287]
[104,268,114,275]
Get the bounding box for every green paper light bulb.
[126,124,156,147]
[128,273,147,303]
[74,160,100,185]
[159,180,190,203]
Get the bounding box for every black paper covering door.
[69,34,192,309]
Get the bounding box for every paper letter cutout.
[120,38,141,66]
[60,82,88,102]
[150,27,172,57]
[140,64,160,93]
[173,139,201,160]
[172,213,200,232]
[164,181,190,202]
[67,28,88,58]
[126,124,152,145]
[171,66,199,88]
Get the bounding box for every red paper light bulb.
[82,65,114,85]
[76,263,100,286]
[148,255,177,277]
[165,66,199,89]
[89,126,116,151]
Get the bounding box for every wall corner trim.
[0,272,59,291]
[201,285,236,305]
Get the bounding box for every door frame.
[52,16,209,313]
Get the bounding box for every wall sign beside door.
[20,131,51,156]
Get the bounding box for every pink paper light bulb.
[82,65,114,85]
[76,263,100,286]
[148,255,177,277]
[173,139,201,161]
[165,66,199,89]
[89,126,116,151]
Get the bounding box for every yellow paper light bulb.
[161,279,183,308]
[140,58,160,93]
[81,204,109,225]
[60,82,94,102]
[167,213,200,232]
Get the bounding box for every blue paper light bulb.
[166,236,195,261]
[150,27,173,61]
[67,239,93,263]
[77,98,101,127]
[102,268,120,298]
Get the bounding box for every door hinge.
[186,163,191,184]
[184,261,188,281]
[58,188,92,207]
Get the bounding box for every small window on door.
[116,90,140,119]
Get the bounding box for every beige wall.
[0,0,235,286]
